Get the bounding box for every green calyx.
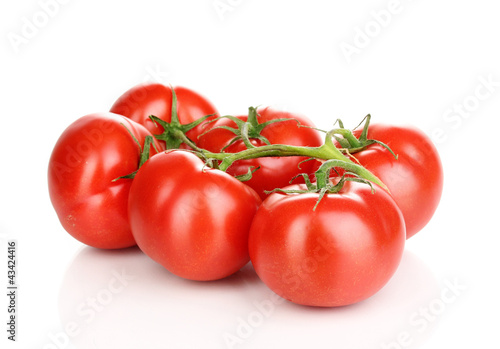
[330,114,398,159]
[265,160,375,211]
[198,106,297,151]
[152,87,215,150]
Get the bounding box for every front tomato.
[48,112,160,249]
[249,181,406,307]
[128,150,262,281]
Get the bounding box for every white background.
[1,0,499,348]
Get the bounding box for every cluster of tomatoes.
[48,83,443,307]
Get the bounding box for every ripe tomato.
[197,107,323,199]
[351,124,443,239]
[128,150,262,281]
[48,112,160,249]
[110,83,218,147]
[248,181,405,307]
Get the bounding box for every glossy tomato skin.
[197,107,323,199]
[352,124,443,239]
[48,112,160,249]
[110,83,218,146]
[128,150,262,281]
[249,181,405,307]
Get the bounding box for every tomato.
[48,112,160,249]
[351,124,443,239]
[110,83,218,147]
[128,150,262,281]
[248,181,405,307]
[197,107,323,199]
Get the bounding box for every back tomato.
[197,107,323,199]
[249,181,405,307]
[110,83,218,147]
[128,150,262,281]
[352,124,443,239]
[48,112,160,249]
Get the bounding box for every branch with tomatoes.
[48,83,443,307]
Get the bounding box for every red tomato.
[351,124,443,239]
[197,107,323,199]
[110,83,218,147]
[128,150,262,281]
[48,112,160,249]
[249,181,405,307]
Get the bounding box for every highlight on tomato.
[48,112,160,249]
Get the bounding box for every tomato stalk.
[148,95,389,190]
[197,129,389,191]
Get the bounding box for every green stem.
[358,114,371,142]
[240,123,256,149]
[247,106,259,127]
[155,107,389,191]
[197,129,388,190]
[330,128,363,148]
[170,87,180,125]
[203,143,343,171]
[314,159,385,191]
[174,129,202,151]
